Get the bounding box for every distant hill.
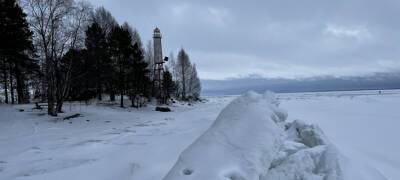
[201,73,400,96]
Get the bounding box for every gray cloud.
[87,0,400,80]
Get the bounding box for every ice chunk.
[286,120,330,147]
[265,145,343,180]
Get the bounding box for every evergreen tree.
[127,43,150,108]
[122,22,143,50]
[108,25,133,107]
[162,69,175,104]
[0,0,37,104]
[91,7,117,101]
[59,49,93,101]
[85,22,109,100]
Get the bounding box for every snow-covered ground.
[0,99,228,180]
[0,90,399,180]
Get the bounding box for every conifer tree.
[127,43,150,107]
[85,22,109,100]
[60,49,88,100]
[108,25,133,107]
[162,69,175,104]
[0,0,36,104]
[91,7,118,101]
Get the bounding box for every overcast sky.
[87,0,400,80]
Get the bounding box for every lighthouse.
[153,27,164,100]
[153,27,163,65]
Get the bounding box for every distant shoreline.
[202,88,400,97]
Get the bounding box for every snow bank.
[163,91,387,180]
[163,91,285,179]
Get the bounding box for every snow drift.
[162,91,387,180]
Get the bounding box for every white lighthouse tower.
[153,27,164,99]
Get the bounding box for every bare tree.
[1,58,9,104]
[65,1,92,49]
[24,0,92,115]
[122,22,142,50]
[144,40,154,81]
[24,0,73,115]
[91,6,117,35]
[167,51,180,97]
[187,63,201,99]
[176,48,191,100]
[56,0,92,112]
[168,51,177,81]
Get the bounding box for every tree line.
[0,0,201,116]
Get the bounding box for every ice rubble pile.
[163,91,386,180]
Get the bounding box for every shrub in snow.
[163,91,387,180]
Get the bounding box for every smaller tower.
[153,27,164,100]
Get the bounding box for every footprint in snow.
[0,162,5,172]
[135,123,150,127]
[103,132,121,135]
[24,146,42,154]
[123,129,136,133]
[130,163,140,175]
[164,117,174,121]
[71,140,107,147]
[114,141,147,146]
[18,159,97,177]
